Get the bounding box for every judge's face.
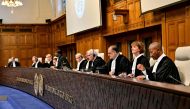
[75,56,82,62]
[32,57,36,63]
[149,48,160,60]
[53,59,57,65]
[86,52,94,61]
[131,45,140,55]
[108,48,117,59]
[46,55,52,61]
[87,54,94,61]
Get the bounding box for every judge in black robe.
[137,42,181,84]
[128,41,150,77]
[86,49,105,73]
[31,56,43,68]
[89,56,105,73]
[132,55,150,77]
[145,56,181,84]
[56,50,72,69]
[102,45,131,76]
[105,54,131,76]
[75,53,88,71]
[43,54,54,68]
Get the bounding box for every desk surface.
[0,67,190,109]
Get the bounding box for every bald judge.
[137,42,181,84]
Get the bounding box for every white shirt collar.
[152,53,166,73]
[77,58,85,71]
[132,53,144,75]
[156,53,166,63]
[12,61,16,67]
[111,54,119,74]
[113,53,119,61]
[35,61,39,68]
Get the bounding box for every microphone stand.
[168,75,185,86]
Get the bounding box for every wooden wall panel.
[185,6,190,46]
[75,30,106,57]
[178,21,185,46]
[0,1,189,67]
[103,0,161,36]
[0,25,51,67]
[162,4,190,60]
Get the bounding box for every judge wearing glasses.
[86,49,105,73]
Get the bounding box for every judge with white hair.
[86,49,105,73]
[74,53,87,71]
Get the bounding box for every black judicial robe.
[57,55,72,69]
[89,56,105,73]
[43,61,54,68]
[132,55,150,77]
[78,59,88,71]
[8,61,20,67]
[146,56,181,84]
[84,61,92,71]
[104,55,132,76]
[32,62,43,68]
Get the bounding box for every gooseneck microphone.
[168,75,185,86]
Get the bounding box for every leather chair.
[175,46,190,86]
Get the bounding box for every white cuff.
[145,75,149,80]
[142,70,149,80]
[142,70,147,75]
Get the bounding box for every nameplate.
[0,96,8,101]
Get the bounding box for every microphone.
[168,75,185,86]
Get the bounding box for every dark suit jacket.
[104,55,132,76]
[43,61,53,68]
[132,55,150,77]
[8,61,20,67]
[89,56,105,73]
[146,56,181,84]
[32,62,43,68]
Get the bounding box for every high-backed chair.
[175,46,190,86]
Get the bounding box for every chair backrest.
[175,46,190,86]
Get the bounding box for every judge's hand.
[72,69,77,71]
[127,73,134,78]
[109,71,113,75]
[109,71,116,78]
[136,75,145,80]
[137,64,145,71]
[50,66,57,70]
[118,73,127,78]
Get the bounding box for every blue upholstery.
[0,86,53,109]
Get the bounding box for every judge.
[7,57,20,67]
[74,53,87,71]
[128,41,150,77]
[86,49,105,73]
[137,42,181,84]
[55,50,71,69]
[43,54,53,68]
[84,52,92,71]
[104,45,131,76]
[31,56,43,68]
